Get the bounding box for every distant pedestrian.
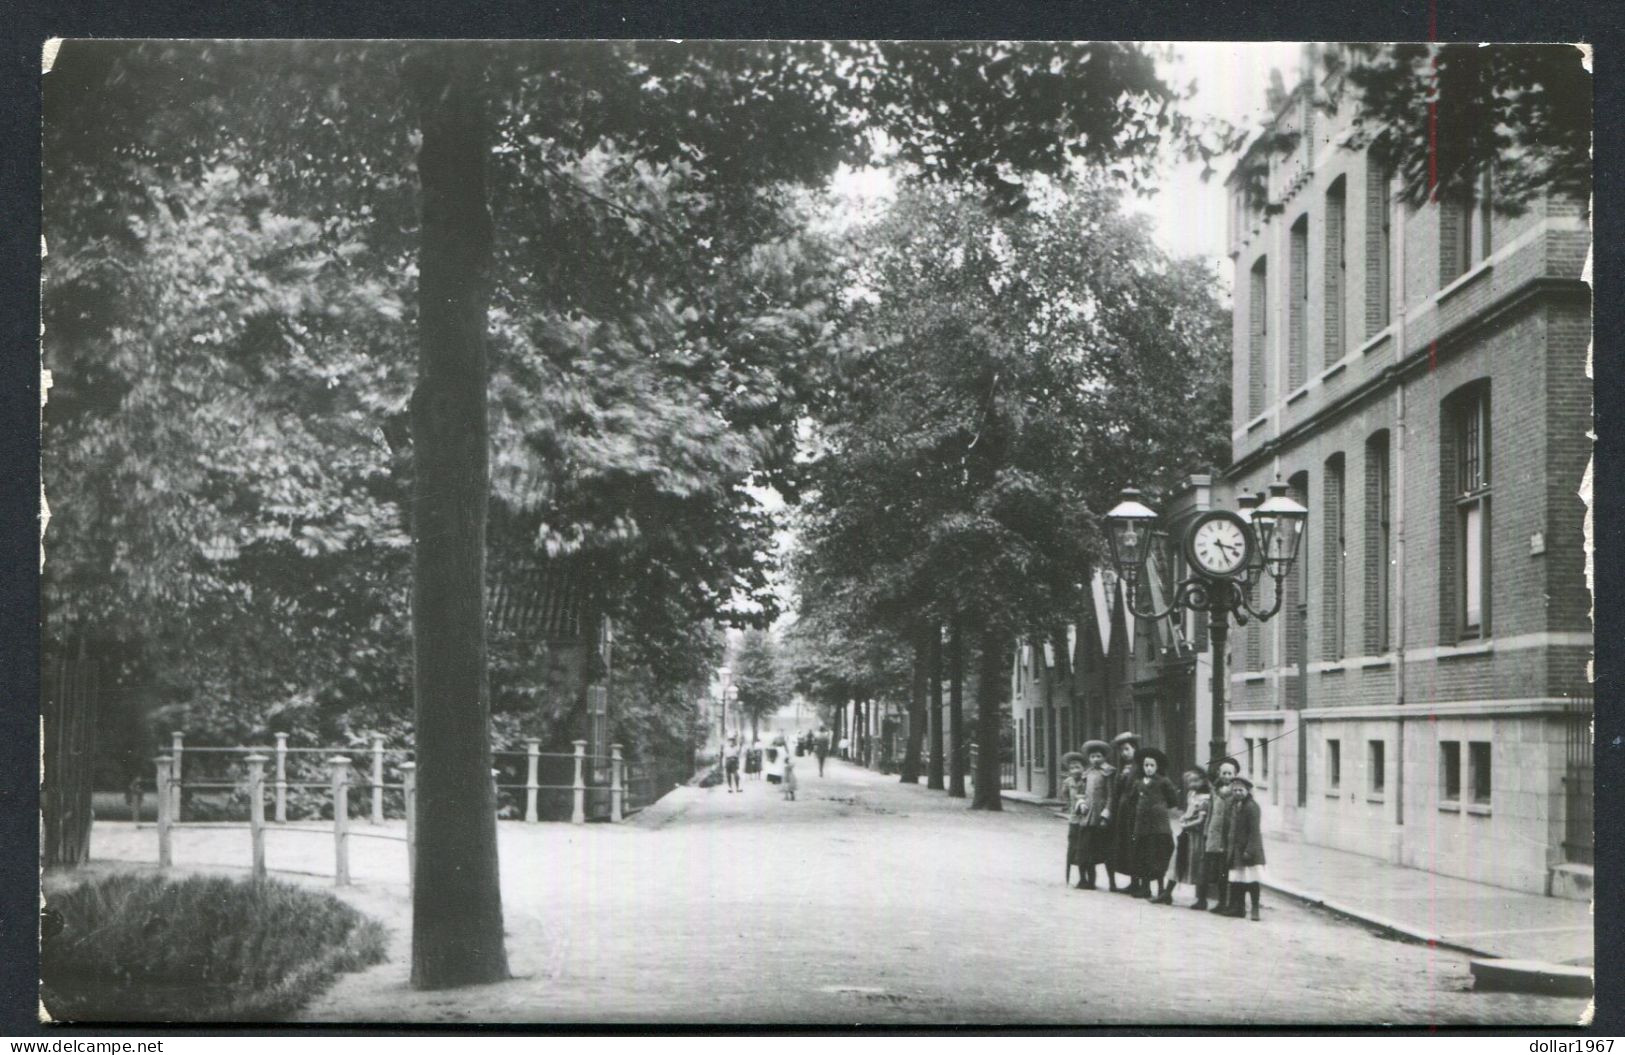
[1106,731,1141,894]
[765,737,786,784]
[723,735,743,793]
[1202,757,1239,915]
[1165,767,1211,907]
[746,740,762,781]
[782,746,798,801]
[1224,775,1267,920]
[839,736,850,761]
[1130,747,1178,902]
[815,731,829,776]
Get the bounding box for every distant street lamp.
[1104,482,1307,767]
[717,666,731,746]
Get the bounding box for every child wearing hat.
[1074,739,1114,889]
[1224,775,1268,920]
[1060,751,1089,887]
[1202,756,1240,913]
[1129,747,1179,900]
[1106,731,1141,894]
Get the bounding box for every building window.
[1245,737,1256,776]
[1284,473,1309,680]
[1440,741,1462,803]
[1327,739,1342,791]
[1449,386,1492,639]
[1289,215,1308,391]
[1260,738,1269,782]
[1323,454,1346,660]
[1325,177,1347,364]
[1442,169,1493,284]
[1469,741,1492,804]
[1369,739,1386,795]
[1033,707,1045,767]
[1249,257,1268,417]
[1365,432,1392,653]
[1366,159,1391,336]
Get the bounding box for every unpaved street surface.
[83,760,1586,1025]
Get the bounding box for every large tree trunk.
[970,618,1006,811]
[42,636,97,868]
[405,47,509,990]
[900,626,927,783]
[926,625,945,791]
[947,614,966,798]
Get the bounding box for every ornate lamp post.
[1104,483,1307,767]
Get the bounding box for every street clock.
[1185,509,1253,579]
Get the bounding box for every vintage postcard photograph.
[35,39,1593,1028]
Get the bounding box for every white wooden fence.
[149,735,631,887]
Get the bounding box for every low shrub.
[41,873,387,1022]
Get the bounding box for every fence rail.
[142,732,692,886]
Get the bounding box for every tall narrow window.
[1289,215,1308,391]
[1366,159,1391,336]
[1325,177,1347,364]
[1440,741,1462,802]
[1441,384,1491,642]
[1469,741,1492,804]
[1323,454,1347,659]
[1284,473,1310,685]
[1366,432,1392,653]
[1327,739,1342,791]
[1456,390,1491,637]
[1369,739,1386,794]
[1443,169,1493,284]
[1249,257,1269,417]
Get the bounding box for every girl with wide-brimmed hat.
[1129,747,1180,900]
[1106,731,1142,894]
[1223,775,1268,920]
[1202,756,1241,914]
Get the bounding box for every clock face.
[1189,512,1250,577]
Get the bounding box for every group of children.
[1060,730,1267,921]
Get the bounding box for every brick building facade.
[1222,51,1592,896]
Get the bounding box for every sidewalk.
[1001,791,1592,969]
[1261,835,1592,966]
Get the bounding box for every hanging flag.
[1091,570,1113,655]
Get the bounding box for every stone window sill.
[1326,790,1342,800]
[1357,328,1393,357]
[1466,802,1492,816]
[1321,358,1349,382]
[1438,639,1494,660]
[1246,412,1269,434]
[1367,794,1387,804]
[1320,663,1347,675]
[1438,260,1493,305]
[1286,385,1310,406]
[1243,673,1268,684]
[1439,801,1461,813]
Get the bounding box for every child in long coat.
[1106,731,1141,894]
[1202,756,1239,914]
[1130,747,1179,901]
[1225,775,1267,920]
[1070,740,1114,889]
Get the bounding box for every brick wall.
[1363,161,1391,338]
[1325,177,1347,365]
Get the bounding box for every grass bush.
[41,872,387,1022]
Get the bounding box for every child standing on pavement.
[1166,768,1211,907]
[1224,775,1267,920]
[1060,751,1088,887]
[1106,731,1141,894]
[1075,740,1114,890]
[1131,747,1179,902]
[1202,756,1239,914]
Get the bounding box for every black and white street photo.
[34,39,1593,1027]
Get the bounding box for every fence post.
[273,732,288,823]
[571,739,587,825]
[330,755,351,886]
[371,734,385,825]
[154,755,173,869]
[610,743,624,823]
[400,761,416,896]
[524,738,540,823]
[245,753,268,880]
[170,730,185,822]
